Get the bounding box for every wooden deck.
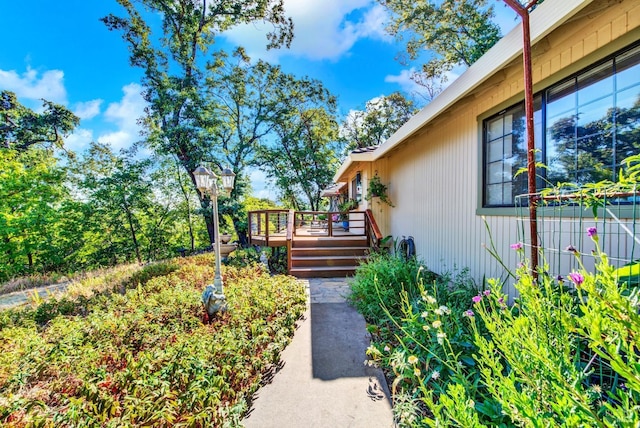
[247,209,382,277]
[250,225,359,247]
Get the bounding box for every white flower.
[434,308,443,315]
[422,325,430,331]
[437,332,447,344]
[424,295,437,305]
[439,305,451,315]
[421,311,429,318]
[432,320,442,329]
[431,370,440,380]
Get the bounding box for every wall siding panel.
[338,0,639,295]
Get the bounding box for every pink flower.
[587,227,597,238]
[510,242,523,250]
[483,290,491,296]
[463,310,475,317]
[568,272,585,287]
[472,295,482,304]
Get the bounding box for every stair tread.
[291,246,369,251]
[291,255,367,260]
[290,265,359,271]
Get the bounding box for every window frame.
[478,41,640,214]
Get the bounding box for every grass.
[0,253,306,426]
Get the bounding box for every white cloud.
[221,0,390,62]
[0,67,67,104]
[65,128,94,152]
[73,99,103,120]
[97,83,146,150]
[385,64,465,101]
[385,68,423,94]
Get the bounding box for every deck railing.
[248,209,383,249]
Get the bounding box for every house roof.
[334,0,594,182]
[320,181,346,197]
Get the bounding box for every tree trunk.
[124,206,142,264]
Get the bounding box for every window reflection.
[484,43,640,207]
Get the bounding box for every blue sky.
[0,0,518,197]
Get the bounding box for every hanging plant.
[337,198,359,220]
[366,174,394,207]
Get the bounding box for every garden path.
[243,277,395,427]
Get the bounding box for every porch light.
[192,164,235,317]
[220,166,236,195]
[193,165,214,193]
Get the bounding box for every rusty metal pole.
[503,0,539,278]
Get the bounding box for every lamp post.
[193,165,236,316]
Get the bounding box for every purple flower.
[472,295,483,304]
[587,227,597,238]
[483,290,491,296]
[510,242,523,250]
[498,297,504,304]
[568,272,585,287]
[463,310,475,317]
[565,245,578,254]
[556,275,564,282]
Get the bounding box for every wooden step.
[290,246,369,257]
[289,266,359,278]
[292,236,368,248]
[290,255,368,268]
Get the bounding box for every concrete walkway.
[243,278,395,428]
[0,282,70,311]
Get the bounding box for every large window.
[483,43,640,207]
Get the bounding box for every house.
[333,0,640,298]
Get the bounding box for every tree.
[378,0,501,91]
[258,107,341,211]
[0,90,79,152]
[74,143,155,265]
[340,92,417,153]
[0,148,71,279]
[102,0,294,245]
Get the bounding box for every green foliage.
[0,148,72,280]
[348,252,439,323]
[340,92,417,152]
[257,106,341,211]
[102,1,304,245]
[353,256,489,426]
[460,230,640,427]
[366,174,394,207]
[0,90,79,152]
[378,0,501,92]
[0,254,306,426]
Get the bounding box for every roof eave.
[336,0,594,173]
[333,150,376,182]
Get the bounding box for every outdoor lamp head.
[193,165,213,193]
[220,167,236,193]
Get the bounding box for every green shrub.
[359,264,492,426]
[349,252,438,322]
[458,229,640,427]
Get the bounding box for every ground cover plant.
[0,253,306,426]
